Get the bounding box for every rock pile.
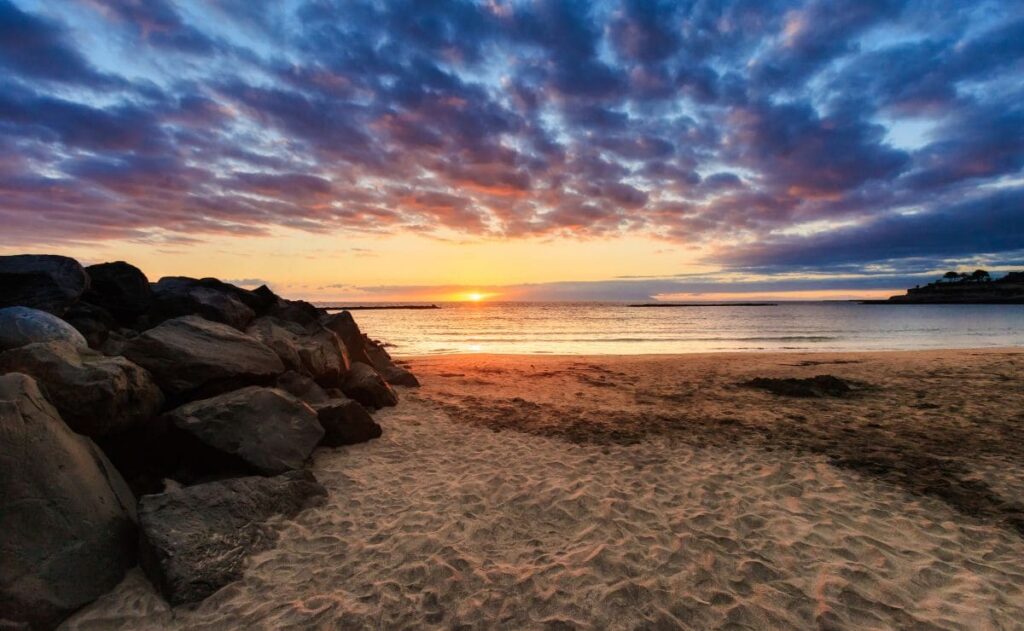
[0,254,417,629]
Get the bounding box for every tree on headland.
[971,269,991,282]
[942,271,961,282]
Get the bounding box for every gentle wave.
[331,302,1024,355]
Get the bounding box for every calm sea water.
[321,302,1024,356]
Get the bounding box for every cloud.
[0,0,1019,279]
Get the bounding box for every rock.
[276,370,330,404]
[266,298,324,328]
[0,306,87,352]
[314,397,381,446]
[245,316,302,371]
[0,341,164,437]
[380,364,421,387]
[0,373,136,629]
[84,261,152,324]
[63,301,115,349]
[138,470,327,605]
[365,339,420,387]
[322,310,373,365]
[164,387,323,476]
[100,328,135,357]
[123,316,284,402]
[149,277,257,331]
[0,254,89,315]
[246,317,349,387]
[744,375,856,397]
[342,361,398,409]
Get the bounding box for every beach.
[66,348,1024,630]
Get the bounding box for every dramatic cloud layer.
[1,0,1021,275]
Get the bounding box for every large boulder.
[62,301,115,349]
[365,339,420,387]
[138,470,327,605]
[246,317,349,387]
[0,254,89,315]
[0,341,163,437]
[0,306,87,352]
[244,317,302,371]
[148,277,257,331]
[165,387,323,476]
[342,361,398,409]
[0,373,136,629]
[276,370,330,404]
[322,310,373,365]
[84,261,152,325]
[265,297,324,328]
[123,316,284,402]
[314,397,381,446]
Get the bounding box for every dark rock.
[314,397,381,446]
[63,301,115,349]
[276,370,330,404]
[365,339,420,387]
[84,261,152,324]
[322,310,373,365]
[0,305,87,351]
[0,341,163,437]
[245,316,302,371]
[380,364,421,387]
[100,328,136,357]
[0,254,89,315]
[138,470,327,605]
[342,361,398,409]
[246,317,349,387]
[164,386,323,476]
[0,373,136,629]
[123,316,284,402]
[149,277,256,331]
[266,298,323,328]
[744,375,855,398]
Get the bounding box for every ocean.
[321,302,1024,356]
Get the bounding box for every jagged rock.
[322,310,373,365]
[0,306,87,352]
[265,297,323,328]
[366,340,420,387]
[314,397,381,446]
[342,361,398,409]
[276,370,330,404]
[0,254,89,315]
[84,261,152,324]
[246,316,302,370]
[149,277,257,331]
[744,375,856,397]
[123,316,284,401]
[63,301,115,349]
[380,364,421,387]
[164,387,323,476]
[246,317,348,387]
[0,373,136,630]
[0,341,163,437]
[138,470,327,605]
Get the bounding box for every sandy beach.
[66,348,1024,630]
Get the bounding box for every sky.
[0,0,1022,302]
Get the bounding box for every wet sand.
[67,349,1024,629]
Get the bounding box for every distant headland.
[863,270,1024,304]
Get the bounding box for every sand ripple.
[67,391,1024,630]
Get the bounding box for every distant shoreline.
[322,305,440,311]
[628,302,777,307]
